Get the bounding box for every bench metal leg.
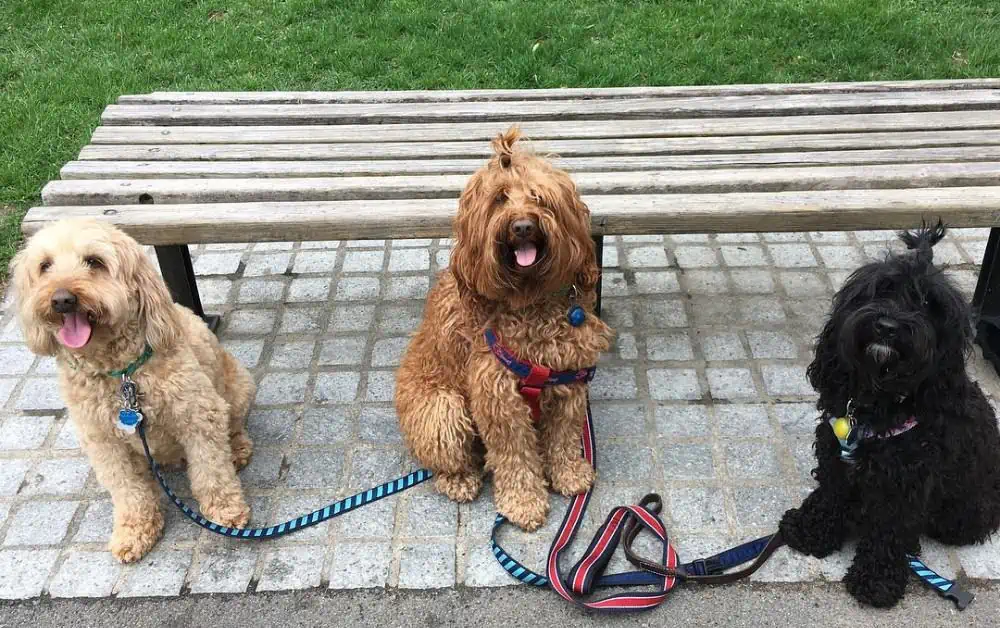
[154,245,220,333]
[592,235,604,318]
[973,228,1000,373]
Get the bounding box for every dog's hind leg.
[397,381,483,503]
[927,492,1000,546]
[220,350,255,471]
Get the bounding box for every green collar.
[107,344,154,378]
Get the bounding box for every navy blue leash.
[136,421,432,538]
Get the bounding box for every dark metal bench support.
[154,245,220,333]
[973,227,1000,373]
[592,235,604,318]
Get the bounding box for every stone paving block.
[590,403,645,439]
[648,368,701,401]
[731,269,775,294]
[189,547,258,594]
[706,368,757,400]
[377,305,424,334]
[313,372,361,404]
[646,333,694,361]
[239,450,284,489]
[779,271,828,296]
[615,332,638,360]
[698,331,746,361]
[634,271,681,294]
[602,246,619,267]
[0,458,29,496]
[237,279,285,304]
[596,442,654,483]
[16,377,64,410]
[661,444,714,480]
[257,547,324,591]
[436,249,451,268]
[348,447,403,490]
[772,403,819,434]
[405,493,459,537]
[256,373,309,405]
[288,277,332,302]
[731,487,794,528]
[221,339,266,369]
[1,319,25,342]
[225,309,277,335]
[957,533,1000,578]
[328,540,392,589]
[3,501,79,546]
[667,487,726,530]
[674,246,718,268]
[371,337,409,367]
[342,250,385,272]
[299,407,352,444]
[244,253,291,277]
[623,234,665,243]
[716,404,771,437]
[331,497,397,539]
[358,406,403,442]
[0,502,10,527]
[0,377,18,406]
[334,277,381,301]
[464,538,536,587]
[365,371,396,401]
[761,365,815,397]
[635,299,687,328]
[589,367,638,400]
[34,356,59,375]
[329,304,376,332]
[0,549,59,599]
[73,499,113,542]
[746,330,799,359]
[285,450,346,490]
[318,336,367,366]
[279,307,325,334]
[346,240,385,248]
[682,270,729,294]
[21,458,90,495]
[626,246,669,267]
[0,415,54,450]
[655,405,710,438]
[300,240,340,249]
[739,297,786,324]
[193,252,243,276]
[269,495,334,544]
[670,234,709,243]
[48,550,122,598]
[386,277,429,300]
[269,341,316,369]
[724,441,780,478]
[293,251,338,274]
[721,245,767,267]
[768,243,817,268]
[399,542,456,589]
[961,239,987,262]
[749,547,817,582]
[816,245,864,269]
[389,249,431,272]
[395,239,433,248]
[246,408,297,445]
[0,345,36,375]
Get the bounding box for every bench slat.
[100,91,1000,126]
[61,147,1000,180]
[24,187,1000,243]
[89,111,1000,145]
[42,163,1000,206]
[76,130,1000,162]
[117,80,1000,104]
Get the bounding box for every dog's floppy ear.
[9,247,58,356]
[115,232,179,352]
[899,218,946,265]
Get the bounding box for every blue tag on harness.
[118,408,143,433]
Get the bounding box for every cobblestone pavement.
[2,229,999,600]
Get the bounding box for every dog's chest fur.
[487,299,613,371]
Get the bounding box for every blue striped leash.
[907,553,974,610]
[137,421,432,538]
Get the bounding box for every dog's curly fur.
[779,221,1000,608]
[394,127,613,530]
[12,219,255,562]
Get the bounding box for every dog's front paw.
[844,553,908,608]
[497,485,550,531]
[229,432,254,471]
[548,457,595,496]
[202,497,251,529]
[779,504,843,559]
[109,510,165,563]
[434,472,483,502]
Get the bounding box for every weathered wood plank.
[116,79,1000,104]
[41,163,1000,206]
[88,111,1000,144]
[24,188,1000,243]
[75,130,1000,162]
[61,147,1000,179]
[100,91,1000,126]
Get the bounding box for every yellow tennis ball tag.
[832,417,852,440]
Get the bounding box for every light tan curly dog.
[11,219,254,562]
[395,127,613,531]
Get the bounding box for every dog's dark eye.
[494,190,507,205]
[39,259,52,274]
[84,256,105,270]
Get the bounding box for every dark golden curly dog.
[395,127,613,530]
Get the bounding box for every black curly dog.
[779,221,1000,608]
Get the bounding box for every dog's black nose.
[875,317,898,337]
[512,219,536,239]
[51,289,78,314]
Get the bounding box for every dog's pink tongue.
[57,313,92,349]
[515,242,538,267]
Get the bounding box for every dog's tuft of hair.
[780,218,1000,608]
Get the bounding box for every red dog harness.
[484,329,597,420]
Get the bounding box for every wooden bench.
[21,79,1000,369]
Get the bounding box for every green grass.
[3,0,1000,275]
